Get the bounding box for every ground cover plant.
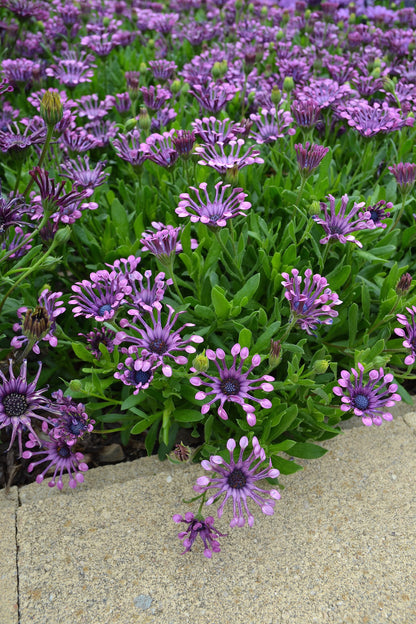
[1,0,416,556]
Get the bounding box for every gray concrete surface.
[1,402,415,624]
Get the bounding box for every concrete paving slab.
[0,487,19,624]
[13,402,416,624]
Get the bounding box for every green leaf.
[233,273,260,306]
[361,282,371,322]
[270,404,298,434]
[348,303,358,348]
[204,414,213,443]
[174,409,204,423]
[111,198,129,239]
[211,285,231,319]
[238,327,252,348]
[72,342,95,363]
[145,419,160,455]
[131,411,161,434]
[121,394,147,412]
[287,442,328,459]
[271,455,303,475]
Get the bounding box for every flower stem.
[388,195,407,233]
[291,176,307,219]
[22,125,55,201]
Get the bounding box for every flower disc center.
[69,418,87,436]
[133,369,151,385]
[220,377,241,396]
[354,394,369,410]
[2,392,27,418]
[57,444,71,458]
[148,338,167,355]
[228,468,247,490]
[98,303,112,316]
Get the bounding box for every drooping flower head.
[281,269,342,335]
[172,512,227,558]
[294,142,329,178]
[388,162,416,196]
[194,436,281,527]
[69,269,132,322]
[190,343,274,426]
[176,182,251,228]
[22,429,89,490]
[395,306,416,366]
[11,289,66,354]
[114,354,157,394]
[312,194,369,247]
[0,360,59,456]
[333,363,401,426]
[114,304,203,377]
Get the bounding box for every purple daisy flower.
[69,270,132,322]
[114,304,203,377]
[364,200,392,229]
[1,226,32,259]
[194,435,280,527]
[112,129,149,167]
[195,139,264,176]
[312,194,369,247]
[388,162,416,196]
[60,155,109,189]
[140,85,171,112]
[127,270,172,313]
[140,221,197,262]
[249,108,296,144]
[281,269,342,335]
[190,343,274,426]
[0,360,59,456]
[45,50,96,88]
[50,390,94,447]
[189,82,237,114]
[75,93,111,121]
[0,121,45,156]
[395,306,416,366]
[172,512,227,558]
[339,101,414,138]
[191,117,239,146]
[114,354,157,394]
[11,289,66,355]
[0,192,32,234]
[22,429,89,490]
[148,60,177,81]
[291,99,322,128]
[61,128,98,153]
[294,142,329,178]
[333,363,401,427]
[176,182,251,228]
[143,130,178,168]
[172,130,196,159]
[78,327,116,360]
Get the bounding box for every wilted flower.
[78,327,116,360]
[190,343,274,426]
[333,363,401,426]
[11,289,65,354]
[281,269,342,335]
[194,436,281,527]
[172,512,227,558]
[396,273,412,296]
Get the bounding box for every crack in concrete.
[16,487,21,624]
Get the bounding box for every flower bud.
[235,0,243,9]
[69,379,83,391]
[260,6,267,17]
[371,67,381,79]
[170,79,181,94]
[173,442,192,462]
[309,200,321,216]
[138,107,151,132]
[124,117,138,132]
[248,3,254,13]
[312,360,329,375]
[40,92,63,128]
[276,30,284,42]
[396,272,412,295]
[22,305,51,342]
[54,225,71,245]
[247,90,256,104]
[212,62,223,81]
[192,350,209,372]
[348,12,356,24]
[271,85,281,105]
[283,76,295,93]
[269,340,281,368]
[382,76,396,95]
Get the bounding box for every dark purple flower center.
[98,304,112,316]
[69,418,87,436]
[330,225,345,234]
[133,369,151,385]
[220,377,241,396]
[353,394,369,410]
[57,444,71,458]
[148,338,167,355]
[2,392,27,417]
[227,468,247,489]
[369,210,379,222]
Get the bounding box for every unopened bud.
[69,379,83,391]
[54,225,71,245]
[304,9,311,19]
[283,76,295,93]
[148,39,155,50]
[382,76,396,95]
[125,117,138,132]
[396,272,412,295]
[313,360,329,375]
[102,16,110,27]
[269,340,281,368]
[276,30,284,42]
[170,79,181,94]
[310,200,321,216]
[271,85,281,105]
[22,305,51,341]
[40,92,63,127]
[349,13,356,24]
[260,6,267,17]
[235,0,243,9]
[173,442,192,462]
[138,107,151,132]
[212,61,223,81]
[247,90,256,104]
[373,58,382,68]
[248,2,254,13]
[371,67,381,79]
[192,350,209,372]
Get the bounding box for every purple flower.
[194,436,280,527]
[249,108,295,144]
[50,390,94,446]
[75,94,112,121]
[61,127,98,153]
[190,343,274,426]
[0,192,32,233]
[128,270,172,312]
[1,226,32,259]
[339,101,414,138]
[298,79,353,109]
[312,194,369,247]
[114,355,157,393]
[60,155,109,189]
[69,270,132,322]
[11,289,65,354]
[333,363,401,427]
[22,429,89,490]
[191,117,238,145]
[0,78,13,96]
[112,129,149,167]
[172,512,227,558]
[189,82,237,114]
[395,306,416,366]
[291,99,322,128]
[140,85,171,111]
[172,130,195,159]
[281,269,342,335]
[148,60,177,81]
[195,139,264,176]
[0,360,59,456]
[0,121,45,156]
[388,162,416,196]
[364,200,392,229]
[46,50,96,88]
[176,182,251,228]
[143,130,178,168]
[294,142,329,178]
[78,327,116,360]
[140,221,197,262]
[114,304,203,377]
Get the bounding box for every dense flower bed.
[0,0,416,555]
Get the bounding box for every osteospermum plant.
[0,0,415,557]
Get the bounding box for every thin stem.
[291,176,307,219]
[388,194,407,233]
[12,161,23,197]
[166,258,186,304]
[22,125,55,200]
